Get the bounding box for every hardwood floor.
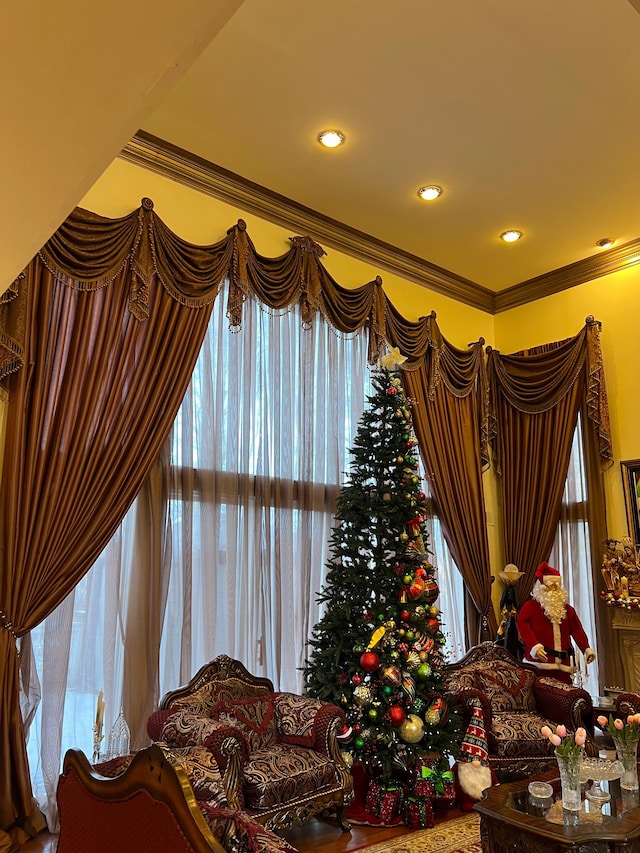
[19,809,462,853]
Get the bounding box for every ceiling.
[139,0,640,295]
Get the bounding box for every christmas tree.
[304,356,462,781]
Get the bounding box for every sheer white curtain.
[160,293,372,693]
[550,414,600,696]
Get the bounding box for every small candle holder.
[92,723,104,764]
[572,668,584,690]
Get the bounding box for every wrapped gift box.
[413,758,455,804]
[365,779,405,822]
[404,795,435,829]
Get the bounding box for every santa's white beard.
[457,761,493,800]
[532,581,568,624]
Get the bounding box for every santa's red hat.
[535,562,560,583]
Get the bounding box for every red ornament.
[352,673,363,685]
[400,609,411,622]
[389,704,406,726]
[414,566,427,579]
[360,651,381,673]
[386,387,398,396]
[427,617,440,631]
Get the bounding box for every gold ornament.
[405,651,421,670]
[353,685,373,706]
[368,626,386,649]
[425,707,441,724]
[399,714,424,743]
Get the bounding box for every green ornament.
[383,685,393,697]
[416,663,431,680]
[412,698,426,715]
[354,736,365,750]
[368,708,379,721]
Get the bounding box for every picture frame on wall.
[621,459,640,546]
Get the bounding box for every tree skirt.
[358,814,481,853]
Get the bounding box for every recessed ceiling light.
[417,185,442,201]
[596,238,615,249]
[317,130,345,149]
[500,230,523,243]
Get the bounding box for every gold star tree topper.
[379,346,407,371]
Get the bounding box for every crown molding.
[120,131,640,316]
[494,239,640,312]
[120,131,495,313]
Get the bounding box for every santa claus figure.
[517,562,596,684]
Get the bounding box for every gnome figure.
[517,562,596,684]
[454,697,496,810]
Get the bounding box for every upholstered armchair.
[445,642,597,778]
[147,655,354,832]
[615,692,640,716]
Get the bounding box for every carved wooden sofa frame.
[148,655,354,833]
[57,743,300,853]
[445,642,597,778]
[57,745,226,853]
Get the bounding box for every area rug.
[359,814,481,853]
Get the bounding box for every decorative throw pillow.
[474,666,536,712]
[212,696,277,752]
[162,745,227,805]
[170,682,220,716]
[161,709,244,750]
[171,678,271,716]
[274,692,323,745]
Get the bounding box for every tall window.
[22,287,466,825]
[160,292,373,692]
[550,414,599,694]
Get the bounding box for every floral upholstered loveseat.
[445,642,597,778]
[146,655,354,833]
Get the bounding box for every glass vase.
[554,748,582,811]
[613,736,640,792]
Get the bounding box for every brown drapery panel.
[385,305,495,646]
[0,200,389,843]
[486,318,613,602]
[581,397,622,690]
